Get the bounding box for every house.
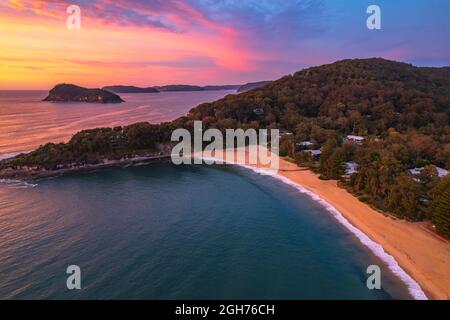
[436,167,449,178]
[342,161,359,180]
[409,167,424,175]
[296,141,314,151]
[253,108,264,116]
[345,161,359,175]
[296,141,314,148]
[344,135,365,143]
[409,166,449,178]
[279,129,293,137]
[304,149,322,160]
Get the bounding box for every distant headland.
[43,84,124,103]
[41,81,274,103]
[103,84,241,93]
[237,81,272,92]
[102,85,159,93]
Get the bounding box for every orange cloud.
[0,0,262,89]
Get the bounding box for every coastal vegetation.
[2,58,450,236]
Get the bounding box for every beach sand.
[197,147,450,300]
[277,159,450,300]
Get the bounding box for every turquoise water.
[0,162,412,299]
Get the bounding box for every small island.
[43,84,124,103]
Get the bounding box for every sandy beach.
[276,159,450,300]
[198,147,450,300]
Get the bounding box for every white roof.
[436,167,449,178]
[305,149,322,156]
[346,135,365,141]
[345,161,359,175]
[409,167,424,175]
[409,166,448,178]
[297,141,313,146]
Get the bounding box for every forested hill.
[189,58,449,137]
[187,58,450,232]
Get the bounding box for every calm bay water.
[0,163,411,299]
[0,90,235,158]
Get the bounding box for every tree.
[430,177,450,236]
[319,140,344,179]
[386,174,424,220]
[329,147,345,179]
[124,122,158,149]
[431,187,450,236]
[279,137,295,157]
[319,140,335,179]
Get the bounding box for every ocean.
[0,90,414,299]
[0,162,412,299]
[0,90,236,158]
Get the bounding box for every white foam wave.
[268,172,427,300]
[0,179,37,189]
[201,157,428,300]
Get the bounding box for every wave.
[0,179,37,189]
[201,157,428,300]
[267,171,428,300]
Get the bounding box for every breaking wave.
[0,179,37,189]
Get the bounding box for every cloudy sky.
[1,0,449,89]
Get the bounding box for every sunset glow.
[1,0,449,89]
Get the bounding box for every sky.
[0,0,449,89]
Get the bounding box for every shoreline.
[199,148,450,300]
[248,163,428,300]
[266,160,449,300]
[0,154,172,181]
[2,149,449,299]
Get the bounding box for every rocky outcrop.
[43,84,124,103]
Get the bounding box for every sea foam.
[201,157,428,300]
[0,179,37,189]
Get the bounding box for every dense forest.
[2,58,450,236]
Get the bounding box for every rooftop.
[345,135,365,141]
[409,166,449,178]
[345,161,359,175]
[297,141,314,146]
[305,149,322,156]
